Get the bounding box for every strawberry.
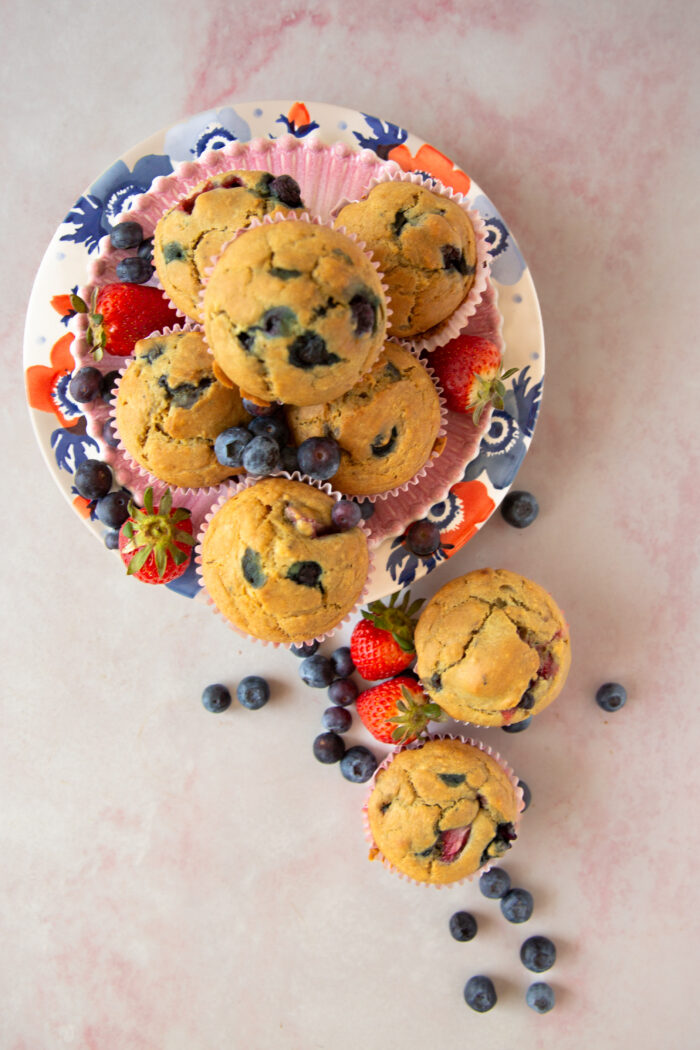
[350,590,424,681]
[429,334,517,423]
[70,284,179,360]
[355,677,444,744]
[118,487,195,584]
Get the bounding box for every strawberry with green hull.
[118,487,194,584]
[71,284,180,360]
[429,334,517,423]
[356,677,444,745]
[350,591,424,681]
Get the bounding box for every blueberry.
[463,975,497,1012]
[290,640,320,658]
[322,706,352,734]
[520,935,556,973]
[269,174,303,208]
[357,499,375,520]
[595,682,627,712]
[313,732,345,764]
[237,675,270,710]
[479,867,511,899]
[138,238,154,263]
[405,519,441,557]
[261,306,296,336]
[201,683,232,713]
[162,241,186,263]
[241,548,266,588]
[339,745,377,783]
[371,426,398,458]
[102,418,120,448]
[502,716,532,733]
[242,398,278,417]
[518,779,532,811]
[328,678,358,707]
[441,245,470,275]
[330,646,355,679]
[349,293,376,335]
[501,490,539,528]
[110,220,143,249]
[331,499,362,531]
[287,560,323,589]
[449,911,478,942]
[280,445,299,473]
[241,434,281,475]
[500,888,534,923]
[214,426,252,469]
[95,489,131,529]
[116,257,153,283]
[518,689,536,710]
[69,366,103,403]
[249,414,289,445]
[296,437,340,480]
[104,529,120,550]
[100,370,120,400]
[288,333,339,370]
[74,459,112,501]
[526,981,555,1013]
[299,653,335,688]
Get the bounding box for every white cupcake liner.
[361,732,525,889]
[332,166,491,353]
[194,473,373,649]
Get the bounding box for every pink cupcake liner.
[194,473,374,649]
[361,732,525,889]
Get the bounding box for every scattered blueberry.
[237,675,270,710]
[296,436,341,481]
[500,888,534,924]
[102,418,120,448]
[74,459,112,501]
[241,434,281,475]
[501,490,539,528]
[290,640,320,658]
[449,911,478,942]
[595,682,627,712]
[518,779,532,811]
[95,489,131,529]
[69,366,103,403]
[299,653,335,688]
[502,716,532,733]
[331,499,362,531]
[100,370,120,400]
[526,981,555,1013]
[116,256,153,283]
[339,745,377,783]
[249,414,289,445]
[330,646,355,679]
[313,731,346,764]
[520,935,556,973]
[463,975,497,1012]
[405,519,441,557]
[201,683,232,713]
[214,426,252,468]
[357,499,375,520]
[280,445,300,473]
[137,238,154,263]
[328,678,359,707]
[110,220,143,249]
[322,706,352,734]
[242,397,278,417]
[104,529,120,550]
[479,867,511,899]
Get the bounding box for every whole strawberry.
[350,591,424,681]
[430,334,517,423]
[118,487,194,584]
[71,284,180,360]
[356,677,443,744]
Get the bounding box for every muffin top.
[366,737,520,884]
[334,180,476,339]
[199,477,369,645]
[285,341,442,496]
[414,568,571,727]
[114,329,249,489]
[202,220,388,406]
[153,169,305,322]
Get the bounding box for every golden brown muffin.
[199,477,369,645]
[334,180,476,339]
[202,220,387,406]
[366,737,520,885]
[414,568,571,727]
[153,169,305,322]
[114,329,250,489]
[284,342,442,496]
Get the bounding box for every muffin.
[202,220,388,406]
[153,169,306,322]
[366,737,521,885]
[414,569,571,727]
[199,477,369,645]
[284,342,443,496]
[114,329,250,489]
[334,180,477,339]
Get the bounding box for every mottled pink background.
[4,2,699,1047]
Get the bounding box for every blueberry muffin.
[285,342,442,496]
[115,329,250,488]
[202,220,388,406]
[199,477,369,645]
[334,180,477,339]
[414,569,571,727]
[366,737,520,885]
[153,169,305,322]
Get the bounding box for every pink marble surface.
[4,2,700,1047]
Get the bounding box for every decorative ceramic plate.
[24,100,543,605]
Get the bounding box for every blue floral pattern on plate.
[164,107,252,161]
[463,367,542,488]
